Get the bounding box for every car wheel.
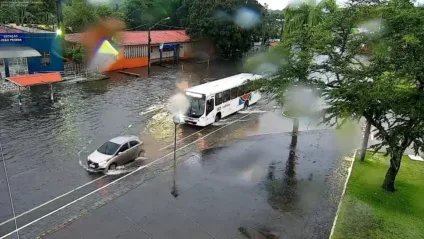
[138,149,145,158]
[108,163,117,170]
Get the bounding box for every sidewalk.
[43,129,353,239]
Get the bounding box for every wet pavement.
[38,129,353,239]
[0,60,359,238]
[0,61,241,237]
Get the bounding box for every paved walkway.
[42,130,353,239]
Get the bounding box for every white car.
[87,136,144,171]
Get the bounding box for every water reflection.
[0,60,241,216]
[265,133,298,212]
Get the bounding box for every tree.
[285,0,424,191]
[244,0,424,192]
[178,0,267,59]
[123,0,182,30]
[0,0,57,26]
[327,0,424,191]
[63,0,98,32]
[245,0,331,135]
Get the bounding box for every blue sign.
[0,34,25,43]
[162,43,178,49]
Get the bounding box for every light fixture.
[56,29,62,36]
[173,115,184,125]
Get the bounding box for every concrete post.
[50,84,54,101]
[4,59,10,78]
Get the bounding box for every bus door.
[205,96,215,125]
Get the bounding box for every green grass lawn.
[332,152,424,239]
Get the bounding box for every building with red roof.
[65,30,196,71]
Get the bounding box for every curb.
[328,149,357,239]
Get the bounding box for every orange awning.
[7,72,62,87]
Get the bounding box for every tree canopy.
[177,0,268,59]
[246,0,424,191]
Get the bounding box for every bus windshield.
[186,96,205,118]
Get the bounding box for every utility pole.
[147,17,170,76]
[56,0,62,30]
[148,30,151,75]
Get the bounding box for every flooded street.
[0,61,241,231]
[0,60,358,239]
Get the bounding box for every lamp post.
[148,17,170,76]
[171,115,182,198]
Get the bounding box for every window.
[129,141,139,148]
[162,48,174,52]
[237,86,243,97]
[230,88,238,99]
[97,141,120,155]
[223,90,230,102]
[206,99,214,115]
[118,143,129,154]
[40,52,51,66]
[243,84,249,95]
[215,92,222,105]
[186,96,205,117]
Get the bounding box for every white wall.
[123,42,192,60]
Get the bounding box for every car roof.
[109,136,139,145]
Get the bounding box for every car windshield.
[186,96,205,118]
[97,141,120,155]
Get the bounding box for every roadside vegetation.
[0,0,283,60]
[245,0,424,192]
[332,152,424,239]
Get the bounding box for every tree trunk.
[360,121,371,161]
[382,149,403,192]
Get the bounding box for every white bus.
[182,73,263,127]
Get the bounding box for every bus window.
[243,84,249,95]
[215,92,222,105]
[206,99,214,115]
[230,88,238,99]
[223,90,230,102]
[237,86,243,97]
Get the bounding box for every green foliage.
[0,0,57,25]
[123,0,182,30]
[178,0,267,59]
[332,152,424,238]
[63,0,100,32]
[245,0,424,189]
[64,45,85,64]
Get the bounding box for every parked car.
[87,136,144,171]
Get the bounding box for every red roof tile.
[65,30,190,46]
[8,73,62,87]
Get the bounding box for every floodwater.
[0,61,240,224]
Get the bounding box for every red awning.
[7,72,62,87]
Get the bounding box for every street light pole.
[171,115,181,198]
[147,17,170,76]
[148,30,151,76]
